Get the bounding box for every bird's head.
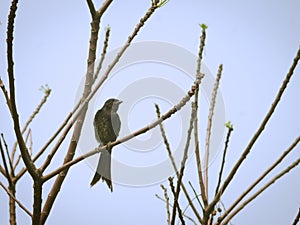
[103,98,122,112]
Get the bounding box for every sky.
[0,0,300,225]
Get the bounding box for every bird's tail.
[90,149,113,191]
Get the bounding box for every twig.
[219,156,300,225]
[0,77,12,112]
[188,181,204,210]
[216,135,300,224]
[0,137,12,185]
[292,208,300,225]
[170,106,196,225]
[215,122,233,196]
[0,181,32,217]
[204,64,223,199]
[1,133,14,174]
[169,177,185,225]
[94,26,111,82]
[155,102,204,224]
[209,46,300,216]
[11,85,51,162]
[155,194,198,225]
[194,24,208,207]
[161,184,171,225]
[14,128,33,170]
[43,76,201,181]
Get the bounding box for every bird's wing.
[111,113,121,137]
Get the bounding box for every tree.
[1,0,299,225]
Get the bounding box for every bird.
[90,98,122,191]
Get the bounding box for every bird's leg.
[106,141,113,152]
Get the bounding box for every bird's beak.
[117,100,123,105]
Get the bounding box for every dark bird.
[90,98,122,191]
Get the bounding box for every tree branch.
[7,0,38,179]
[216,135,300,224]
[219,156,300,225]
[194,24,208,207]
[0,181,32,218]
[204,64,223,201]
[207,46,300,216]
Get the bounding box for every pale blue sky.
[1,0,300,225]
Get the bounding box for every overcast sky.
[1,0,300,225]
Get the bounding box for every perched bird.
[90,98,122,191]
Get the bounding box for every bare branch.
[6,0,38,179]
[86,0,96,18]
[171,105,196,225]
[11,85,51,162]
[0,136,12,185]
[0,77,12,112]
[0,181,32,218]
[215,122,233,196]
[216,135,300,224]
[194,24,208,207]
[155,194,198,225]
[156,102,204,224]
[292,208,300,225]
[1,133,14,174]
[161,184,171,225]
[209,46,300,216]
[188,181,204,211]
[219,156,300,225]
[204,64,223,198]
[94,26,111,82]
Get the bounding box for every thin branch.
[216,135,300,224]
[155,101,204,224]
[215,122,233,196]
[11,85,51,162]
[169,177,186,225]
[171,105,196,225]
[161,184,171,225]
[208,46,300,216]
[292,208,300,225]
[0,137,12,185]
[1,133,14,174]
[203,64,223,200]
[14,126,34,169]
[155,194,198,225]
[6,0,38,179]
[188,181,204,211]
[219,156,300,225]
[43,76,201,181]
[0,181,32,217]
[0,77,12,112]
[194,24,208,208]
[94,26,111,82]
